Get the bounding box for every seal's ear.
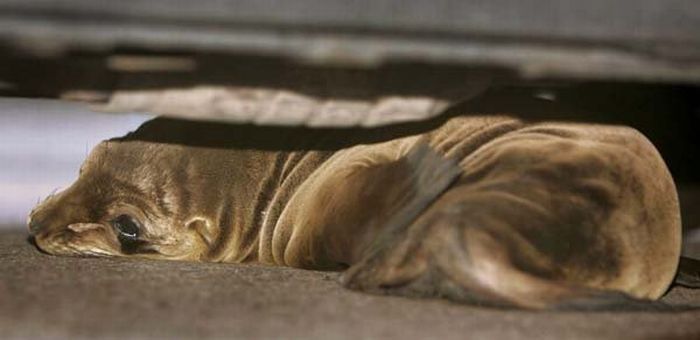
[186,218,218,247]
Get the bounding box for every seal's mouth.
[27,219,118,258]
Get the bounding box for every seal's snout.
[27,201,60,236]
[27,209,53,236]
[27,216,43,235]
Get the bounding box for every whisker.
[49,187,61,197]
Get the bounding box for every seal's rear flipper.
[675,256,700,288]
[551,290,697,312]
[559,256,700,311]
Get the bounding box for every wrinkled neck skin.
[199,147,333,265]
[202,138,415,269]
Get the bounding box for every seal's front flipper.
[675,256,700,288]
[283,140,461,269]
[358,142,463,260]
[339,141,461,286]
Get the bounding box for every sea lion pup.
[27,105,693,309]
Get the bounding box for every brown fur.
[28,106,681,309]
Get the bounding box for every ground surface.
[2,228,700,340]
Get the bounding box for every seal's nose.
[27,215,44,235]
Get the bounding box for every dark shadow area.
[119,83,700,182]
[0,51,504,100]
[117,112,449,151]
[460,84,700,182]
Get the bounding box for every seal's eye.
[112,214,140,239]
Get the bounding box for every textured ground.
[2,229,700,340]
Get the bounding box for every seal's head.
[27,137,222,261]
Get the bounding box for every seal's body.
[28,108,681,309]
